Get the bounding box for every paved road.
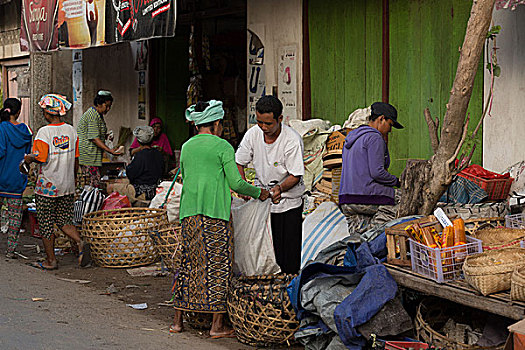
[0,258,241,350]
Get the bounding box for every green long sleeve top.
[179,134,261,222]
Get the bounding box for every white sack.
[301,201,348,268]
[149,181,182,222]
[231,197,281,276]
[343,106,371,129]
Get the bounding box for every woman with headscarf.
[170,100,270,337]
[0,98,32,258]
[129,117,173,157]
[22,94,91,269]
[77,90,123,189]
[108,125,164,204]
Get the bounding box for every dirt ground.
[2,216,262,348]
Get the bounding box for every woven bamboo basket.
[415,299,501,350]
[463,248,525,296]
[472,228,525,251]
[82,208,168,268]
[150,224,181,273]
[330,167,342,204]
[511,266,525,301]
[227,274,299,347]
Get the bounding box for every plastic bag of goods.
[149,181,182,222]
[231,197,281,276]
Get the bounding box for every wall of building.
[483,7,525,172]
[80,42,146,161]
[247,0,303,121]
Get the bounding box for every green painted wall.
[308,0,382,125]
[309,0,483,176]
[155,30,191,151]
[389,0,483,175]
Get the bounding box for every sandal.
[79,242,92,268]
[210,330,236,339]
[32,261,58,270]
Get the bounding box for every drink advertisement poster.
[57,0,106,48]
[20,0,59,51]
[105,0,176,43]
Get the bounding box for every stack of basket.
[316,129,350,203]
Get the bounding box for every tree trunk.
[398,0,496,217]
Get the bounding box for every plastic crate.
[506,213,525,229]
[409,236,482,283]
[385,341,429,350]
[457,172,513,200]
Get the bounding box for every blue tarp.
[288,216,423,349]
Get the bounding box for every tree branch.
[447,113,470,168]
[424,108,440,153]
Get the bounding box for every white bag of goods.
[231,197,281,276]
[149,181,182,222]
[301,201,348,268]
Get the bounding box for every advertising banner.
[20,0,59,51]
[105,0,176,43]
[21,0,175,51]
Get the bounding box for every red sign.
[20,0,59,51]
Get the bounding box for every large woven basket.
[463,248,525,296]
[227,274,299,347]
[150,224,181,273]
[511,266,525,301]
[472,228,525,251]
[82,208,168,268]
[415,298,501,349]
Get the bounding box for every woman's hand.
[259,188,271,201]
[111,146,124,156]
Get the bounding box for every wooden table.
[385,263,525,320]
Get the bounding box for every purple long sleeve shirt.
[338,126,399,205]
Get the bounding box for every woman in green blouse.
[171,100,270,337]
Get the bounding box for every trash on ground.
[126,303,148,310]
[57,277,92,284]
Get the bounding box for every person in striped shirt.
[77,90,123,188]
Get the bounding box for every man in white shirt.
[236,95,305,274]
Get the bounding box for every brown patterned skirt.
[172,215,233,313]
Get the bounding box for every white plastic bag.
[231,197,281,276]
[301,202,349,268]
[149,181,182,222]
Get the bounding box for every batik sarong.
[172,215,233,313]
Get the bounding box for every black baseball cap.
[371,102,403,129]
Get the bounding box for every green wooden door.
[155,29,190,151]
[389,0,483,175]
[308,0,483,176]
[308,0,383,126]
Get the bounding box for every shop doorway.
[153,1,247,151]
[1,60,30,126]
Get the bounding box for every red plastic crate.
[458,172,513,200]
[385,341,429,350]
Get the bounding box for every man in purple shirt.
[338,102,403,242]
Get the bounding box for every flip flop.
[210,330,236,339]
[32,262,58,270]
[169,324,183,333]
[79,243,92,268]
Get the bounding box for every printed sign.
[105,0,176,43]
[20,0,59,51]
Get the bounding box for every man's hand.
[259,188,271,201]
[270,184,282,204]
